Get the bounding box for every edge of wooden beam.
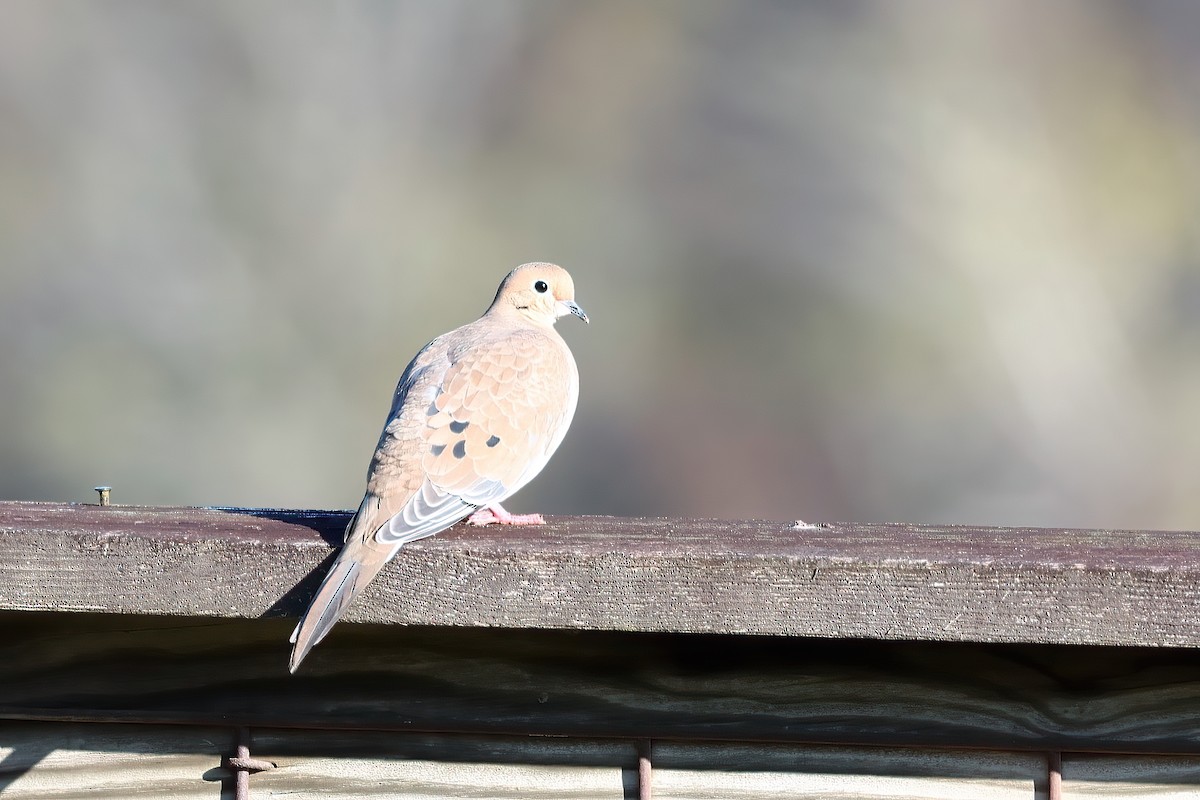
[2,500,1198,648]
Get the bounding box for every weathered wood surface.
[0,720,1047,800]
[4,501,1200,648]
[0,721,234,798]
[253,738,1036,800]
[248,734,1044,800]
[6,721,1200,800]
[1062,754,1200,798]
[0,721,637,799]
[5,613,1200,753]
[248,728,638,800]
[650,743,1045,799]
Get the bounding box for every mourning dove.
[288,263,587,672]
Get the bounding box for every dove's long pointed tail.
[288,546,393,673]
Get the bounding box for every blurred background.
[2,1,1199,529]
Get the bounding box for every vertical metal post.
[235,728,252,800]
[638,739,653,800]
[1048,751,1062,800]
[227,726,275,799]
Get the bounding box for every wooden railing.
[3,500,1200,798]
[2,500,1198,646]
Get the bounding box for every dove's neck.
[485,304,557,329]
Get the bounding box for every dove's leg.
[467,503,546,526]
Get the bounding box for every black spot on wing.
[453,440,467,459]
[450,420,470,434]
[486,435,500,448]
[431,444,446,456]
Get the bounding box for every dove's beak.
[560,299,589,324]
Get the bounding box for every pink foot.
[467,503,546,526]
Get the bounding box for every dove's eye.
[534,280,549,293]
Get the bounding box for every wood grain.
[0,721,234,798]
[4,613,1200,754]
[3,501,1200,648]
[651,742,1045,800]
[0,721,1047,800]
[1061,754,1200,798]
[8,720,1200,799]
[249,728,637,800]
[0,721,638,799]
[249,734,1043,800]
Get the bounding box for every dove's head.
[491,262,589,327]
